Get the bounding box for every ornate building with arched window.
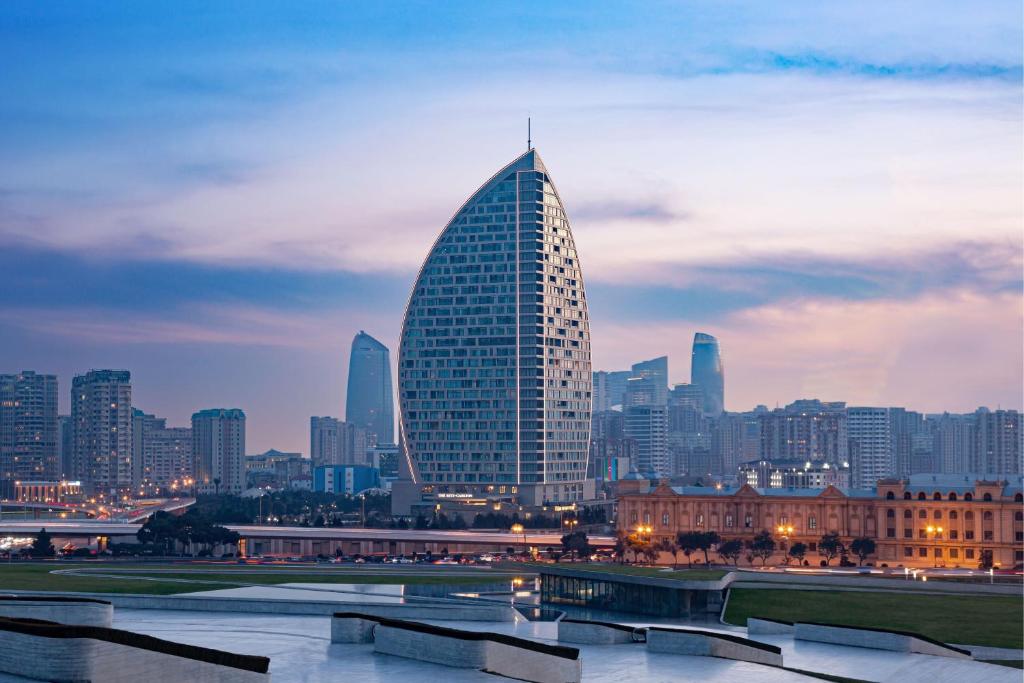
[617,473,1024,569]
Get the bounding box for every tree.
[661,537,681,568]
[561,531,592,562]
[818,532,844,566]
[699,531,721,566]
[788,542,808,565]
[613,533,629,564]
[850,537,876,565]
[213,477,221,496]
[717,539,743,566]
[31,528,55,557]
[676,531,702,568]
[748,530,776,566]
[641,542,660,565]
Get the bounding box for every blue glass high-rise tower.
[393,149,593,512]
[345,331,395,447]
[691,332,724,417]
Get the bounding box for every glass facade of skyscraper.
[345,331,395,446]
[691,332,724,417]
[396,149,592,508]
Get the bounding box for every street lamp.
[776,524,795,566]
[925,525,944,568]
[510,523,526,554]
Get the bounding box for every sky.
[1,1,1021,454]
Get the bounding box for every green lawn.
[503,561,727,581]
[0,563,513,595]
[725,588,1024,649]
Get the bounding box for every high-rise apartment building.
[191,408,246,495]
[931,412,975,474]
[848,406,892,488]
[973,408,1021,476]
[311,416,368,467]
[310,416,340,468]
[71,370,132,494]
[758,400,848,464]
[0,371,59,497]
[57,415,73,479]
[624,404,668,478]
[691,333,724,416]
[394,149,592,513]
[345,331,395,446]
[132,409,192,494]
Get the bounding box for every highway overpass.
[0,521,614,556]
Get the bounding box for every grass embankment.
[503,561,727,581]
[0,563,512,595]
[725,587,1024,649]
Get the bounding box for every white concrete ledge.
[794,622,972,659]
[0,595,113,628]
[557,619,642,645]
[646,627,784,666]
[746,618,794,635]
[331,616,377,643]
[331,612,581,683]
[0,617,270,682]
[0,590,515,621]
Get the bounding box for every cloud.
[722,51,1023,82]
[0,304,397,351]
[572,200,688,223]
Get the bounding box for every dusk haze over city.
[0,3,1021,683]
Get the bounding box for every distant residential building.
[691,333,724,416]
[246,449,309,489]
[931,412,975,474]
[310,416,340,468]
[737,458,851,489]
[132,409,192,494]
[71,370,132,495]
[973,408,1021,476]
[589,410,633,483]
[759,400,848,464]
[624,404,668,478]
[889,408,926,478]
[311,417,366,467]
[314,465,380,495]
[0,371,59,496]
[57,415,73,479]
[848,407,892,489]
[345,331,394,447]
[191,408,246,495]
[710,412,760,476]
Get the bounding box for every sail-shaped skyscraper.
[392,149,592,513]
[345,331,395,446]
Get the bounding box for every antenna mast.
[527,117,531,151]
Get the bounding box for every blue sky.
[1,1,1021,453]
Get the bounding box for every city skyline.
[1,2,1021,455]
